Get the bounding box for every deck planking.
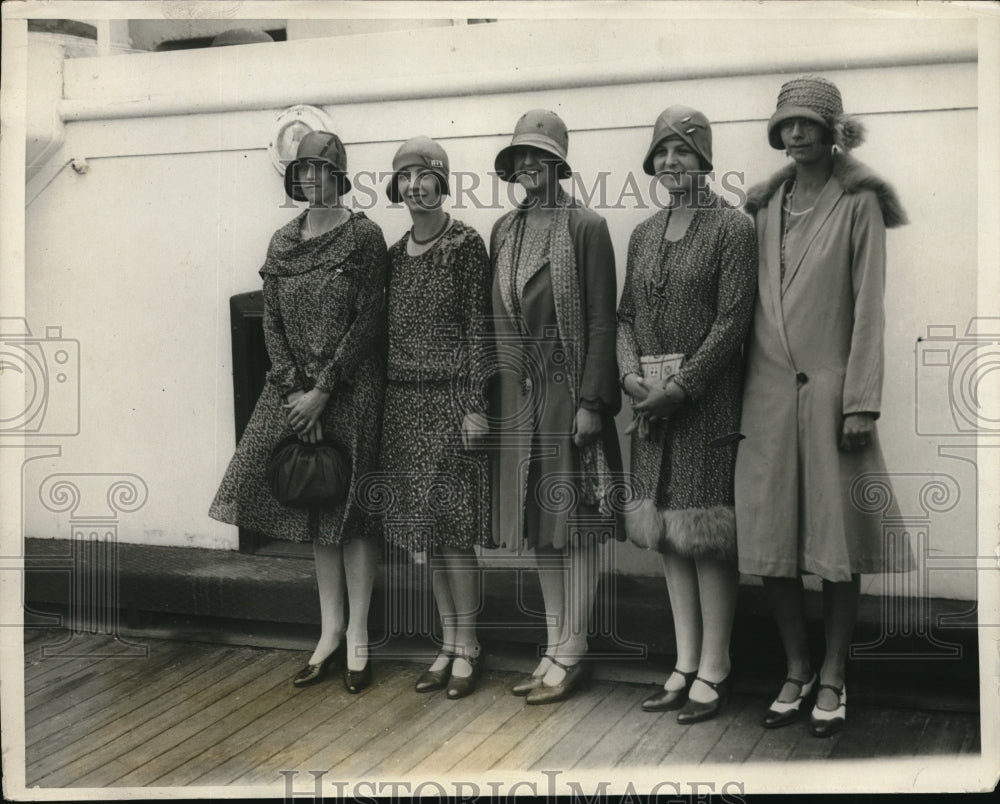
[26,642,226,753]
[187,668,410,786]
[532,683,647,770]
[19,628,980,787]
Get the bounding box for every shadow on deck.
[22,627,980,790]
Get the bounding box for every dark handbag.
[266,434,352,509]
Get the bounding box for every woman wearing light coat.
[736,75,912,737]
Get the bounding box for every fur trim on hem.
[625,500,737,561]
[744,151,908,228]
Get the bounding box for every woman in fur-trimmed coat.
[617,106,757,723]
[735,76,912,738]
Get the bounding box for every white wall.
[21,18,983,599]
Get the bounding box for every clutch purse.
[639,352,685,388]
[266,434,352,509]
[627,353,686,440]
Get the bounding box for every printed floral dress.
[209,211,388,545]
[377,219,494,551]
[616,192,757,560]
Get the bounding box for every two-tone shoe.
[808,683,846,737]
[762,673,817,728]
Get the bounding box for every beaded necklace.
[780,180,814,281]
[410,213,450,245]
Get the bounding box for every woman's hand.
[623,373,648,402]
[461,412,490,450]
[840,412,875,452]
[632,379,687,421]
[284,388,331,438]
[573,407,602,448]
[300,420,324,444]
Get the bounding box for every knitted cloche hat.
[766,75,865,152]
[642,105,713,174]
[386,136,450,203]
[494,109,572,182]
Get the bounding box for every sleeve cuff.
[670,374,695,403]
[313,367,341,393]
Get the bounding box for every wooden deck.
[21,627,980,789]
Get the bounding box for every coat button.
[796,372,809,386]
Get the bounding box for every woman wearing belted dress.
[490,109,623,705]
[736,76,912,736]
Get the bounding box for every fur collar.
[744,152,908,228]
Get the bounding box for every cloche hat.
[284,130,351,201]
[766,75,865,152]
[642,105,713,174]
[494,109,572,182]
[386,136,450,203]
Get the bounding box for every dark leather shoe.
[344,662,372,694]
[676,674,731,724]
[512,654,551,696]
[447,652,482,700]
[525,656,590,705]
[641,668,698,712]
[762,673,817,728]
[511,674,546,696]
[808,683,846,737]
[415,654,453,693]
[292,644,344,688]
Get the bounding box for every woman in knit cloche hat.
[735,75,913,737]
[617,106,757,724]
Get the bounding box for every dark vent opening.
[228,292,310,557]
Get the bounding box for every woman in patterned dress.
[737,76,911,736]
[379,137,493,699]
[210,131,388,693]
[491,110,623,705]
[617,106,757,723]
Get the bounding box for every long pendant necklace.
[646,207,675,302]
[410,213,450,245]
[780,180,812,281]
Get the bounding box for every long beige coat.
[735,154,912,582]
